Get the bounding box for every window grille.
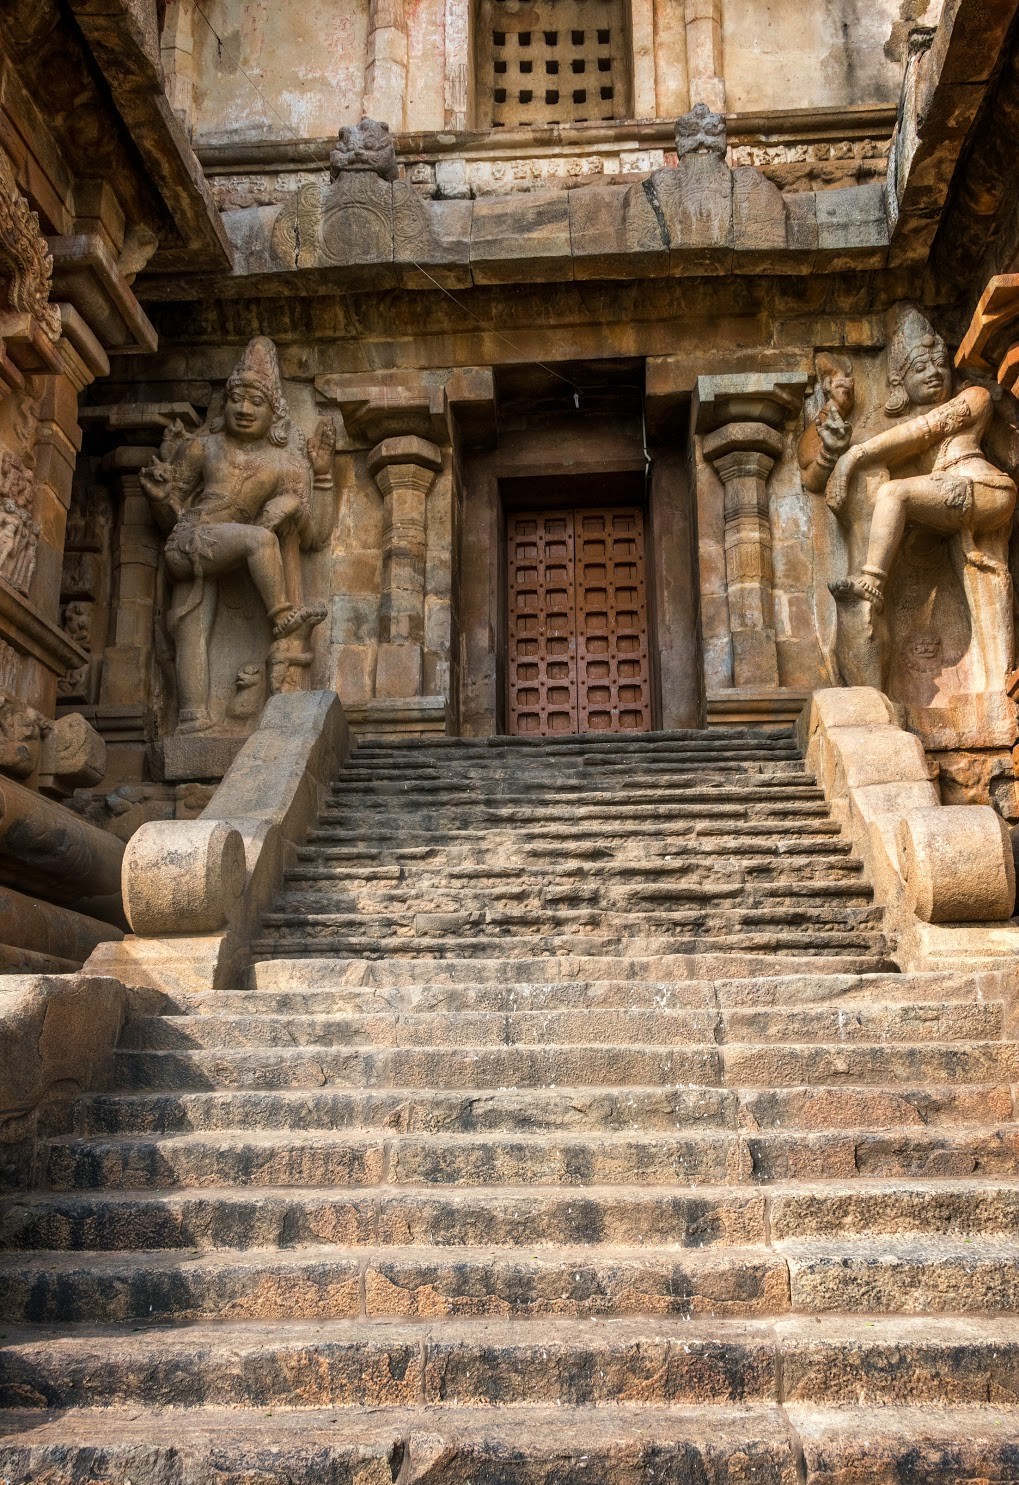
[477,0,630,128]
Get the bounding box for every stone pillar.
[702,421,784,688]
[364,0,408,131]
[367,435,442,700]
[161,0,196,135]
[684,0,725,114]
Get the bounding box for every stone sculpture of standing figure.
[140,336,333,736]
[824,305,1016,701]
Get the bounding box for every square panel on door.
[506,505,651,736]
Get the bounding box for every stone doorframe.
[459,402,700,736]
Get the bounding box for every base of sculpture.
[345,695,450,737]
[158,732,246,782]
[706,687,810,726]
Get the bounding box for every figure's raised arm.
[845,385,989,472]
[139,433,205,529]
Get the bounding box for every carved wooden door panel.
[506,510,578,735]
[575,507,651,733]
[506,505,651,736]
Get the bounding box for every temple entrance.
[506,504,652,735]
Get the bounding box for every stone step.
[330,775,819,797]
[66,1080,1014,1137]
[2,1314,1018,1413]
[0,1402,790,1483]
[120,1001,1000,1052]
[9,1178,1019,1254]
[111,1039,1015,1092]
[782,1233,1019,1313]
[301,843,861,867]
[245,960,971,999]
[37,1125,1019,1192]
[305,818,847,843]
[327,784,825,808]
[5,1234,1018,1322]
[287,856,868,880]
[276,883,877,916]
[153,971,981,1016]
[2,1399,1017,1485]
[317,802,834,827]
[0,1242,790,1321]
[254,929,891,961]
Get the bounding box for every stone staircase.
[2,726,1019,1482]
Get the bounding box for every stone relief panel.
[0,450,39,596]
[138,336,335,771]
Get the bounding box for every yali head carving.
[885,305,951,416]
[675,102,727,160]
[330,117,399,182]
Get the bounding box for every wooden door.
[506,505,651,736]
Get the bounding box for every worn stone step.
[120,1001,1001,1054]
[0,1401,814,1484]
[0,1316,779,1411]
[776,1314,1019,1404]
[66,1080,1013,1138]
[111,1042,724,1091]
[277,883,877,917]
[786,1402,1019,1484]
[158,969,982,1017]
[245,960,983,1003]
[253,931,891,963]
[4,1314,1019,1414]
[10,1178,1019,1254]
[109,1038,997,1093]
[305,818,846,843]
[0,1183,767,1251]
[120,1006,724,1052]
[4,1399,1018,1485]
[266,903,885,932]
[326,787,826,812]
[782,1233,1019,1313]
[39,1124,1019,1193]
[0,1243,789,1322]
[297,836,858,863]
[329,779,820,802]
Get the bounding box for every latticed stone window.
[476,0,631,128]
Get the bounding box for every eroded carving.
[0,450,38,595]
[0,151,60,342]
[330,117,399,182]
[0,690,48,779]
[798,353,855,494]
[139,337,332,737]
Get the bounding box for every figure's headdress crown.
[226,337,291,446]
